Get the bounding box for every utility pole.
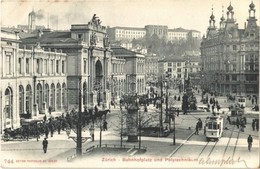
[160,75,163,132]
[76,76,82,156]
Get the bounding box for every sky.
[1,0,259,35]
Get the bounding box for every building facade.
[111,47,146,97]
[107,25,201,42]
[0,28,67,132]
[201,2,259,95]
[145,54,160,82]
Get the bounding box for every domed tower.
[219,6,226,30]
[206,7,217,38]
[249,1,256,17]
[209,7,216,28]
[226,2,235,21]
[28,9,36,33]
[245,1,258,37]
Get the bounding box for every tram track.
[169,109,241,160]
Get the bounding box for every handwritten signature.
[199,157,248,168]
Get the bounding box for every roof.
[20,31,79,44]
[111,46,143,57]
[169,27,189,32]
[109,26,145,31]
[190,29,200,33]
[159,56,186,62]
[1,27,23,33]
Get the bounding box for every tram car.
[236,95,246,108]
[205,115,224,141]
[229,107,245,125]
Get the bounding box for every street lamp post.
[164,81,169,123]
[76,76,82,156]
[173,112,176,145]
[160,75,163,129]
[99,118,102,147]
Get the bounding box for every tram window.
[208,122,217,129]
[213,122,217,129]
[231,111,236,116]
[208,122,212,129]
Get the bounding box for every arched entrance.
[50,83,55,111]
[95,60,103,106]
[56,83,61,111]
[62,83,67,110]
[4,87,13,128]
[19,85,24,114]
[36,83,43,111]
[45,84,49,108]
[25,85,32,114]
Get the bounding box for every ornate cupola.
[219,6,226,30]
[249,1,256,18]
[226,2,235,22]
[245,1,258,38]
[206,6,217,39]
[209,7,216,29]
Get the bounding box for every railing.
[67,144,147,162]
[94,144,147,150]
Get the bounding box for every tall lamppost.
[173,111,176,145]
[160,75,163,130]
[76,76,82,156]
[164,72,169,123]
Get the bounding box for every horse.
[95,109,110,119]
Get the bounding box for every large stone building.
[145,54,160,82]
[107,25,201,42]
[1,14,148,132]
[111,46,146,100]
[0,28,67,132]
[20,17,113,110]
[200,2,259,95]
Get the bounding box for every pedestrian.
[236,118,240,129]
[240,121,245,132]
[227,116,231,124]
[164,125,169,134]
[198,118,202,130]
[243,117,247,125]
[177,108,179,117]
[247,135,253,152]
[217,104,220,112]
[211,105,215,112]
[44,125,49,138]
[42,138,48,153]
[252,119,255,131]
[195,122,199,135]
[256,120,259,132]
[57,121,61,134]
[177,96,180,101]
[103,120,108,131]
[89,125,95,141]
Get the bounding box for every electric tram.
[205,115,224,141]
[229,106,245,124]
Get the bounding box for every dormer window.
[78,34,83,40]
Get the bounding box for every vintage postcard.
[1,0,259,168]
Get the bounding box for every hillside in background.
[132,34,201,57]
